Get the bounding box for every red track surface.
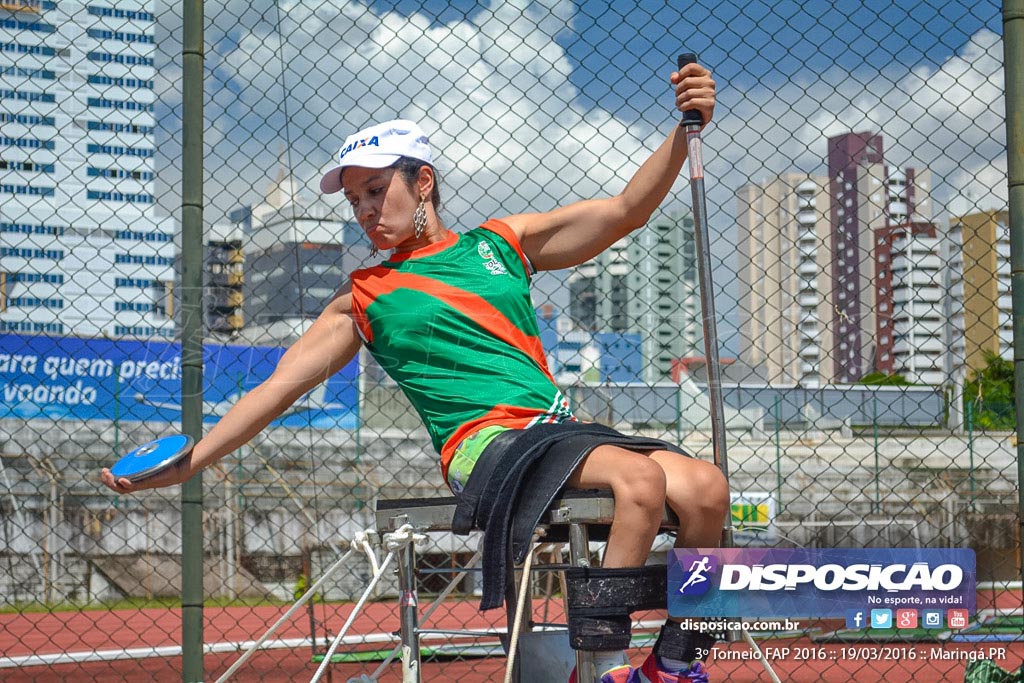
[1,589,1022,682]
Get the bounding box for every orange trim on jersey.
[479,218,533,278]
[348,269,380,343]
[352,268,551,377]
[384,230,459,263]
[439,406,547,481]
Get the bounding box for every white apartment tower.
[568,212,700,383]
[866,168,947,385]
[736,173,833,385]
[738,134,949,386]
[0,1,173,338]
[882,169,947,385]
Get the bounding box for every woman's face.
[342,166,418,250]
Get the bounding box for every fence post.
[873,396,880,514]
[181,0,206,680]
[676,381,682,444]
[967,401,976,512]
[1004,0,1024,596]
[113,373,120,457]
[774,396,782,513]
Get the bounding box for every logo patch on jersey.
[478,240,508,276]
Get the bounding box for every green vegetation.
[964,350,1015,430]
[0,595,292,614]
[857,371,912,386]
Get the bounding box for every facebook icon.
[845,609,866,630]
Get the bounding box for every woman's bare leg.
[649,449,730,548]
[565,444,667,567]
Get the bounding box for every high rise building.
[874,213,947,384]
[205,223,244,336]
[227,168,369,333]
[953,209,1009,375]
[827,132,938,383]
[567,212,699,382]
[736,173,833,385]
[826,132,886,382]
[0,0,173,338]
[535,303,643,384]
[736,134,947,385]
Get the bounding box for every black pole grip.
[677,52,703,126]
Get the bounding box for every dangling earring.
[370,244,379,258]
[413,196,427,239]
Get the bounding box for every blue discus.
[111,434,194,482]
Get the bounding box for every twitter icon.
[870,609,893,629]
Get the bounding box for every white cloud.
[716,28,1007,222]
[946,157,1009,217]
[186,0,673,230]
[157,3,1008,285]
[144,2,1009,350]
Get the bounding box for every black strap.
[446,420,693,611]
[451,427,524,535]
[480,426,685,610]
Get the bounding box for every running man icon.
[678,555,716,595]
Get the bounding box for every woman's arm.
[501,62,715,272]
[100,289,362,493]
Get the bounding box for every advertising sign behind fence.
[730,491,777,545]
[0,334,358,428]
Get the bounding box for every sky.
[151,0,1008,351]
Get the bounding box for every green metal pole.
[235,372,244,510]
[113,373,120,456]
[967,401,976,511]
[181,1,205,680]
[675,381,682,445]
[774,395,782,513]
[1005,0,1024,596]
[873,396,879,514]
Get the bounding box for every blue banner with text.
[0,334,358,428]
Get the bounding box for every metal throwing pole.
[677,52,781,683]
[677,52,733,547]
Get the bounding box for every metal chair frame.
[375,490,679,683]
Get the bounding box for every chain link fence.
[0,0,1019,681]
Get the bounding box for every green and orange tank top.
[349,219,576,481]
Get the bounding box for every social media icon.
[896,609,918,629]
[845,609,866,630]
[922,610,943,628]
[948,609,969,630]
[870,609,893,629]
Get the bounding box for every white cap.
[319,119,433,194]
